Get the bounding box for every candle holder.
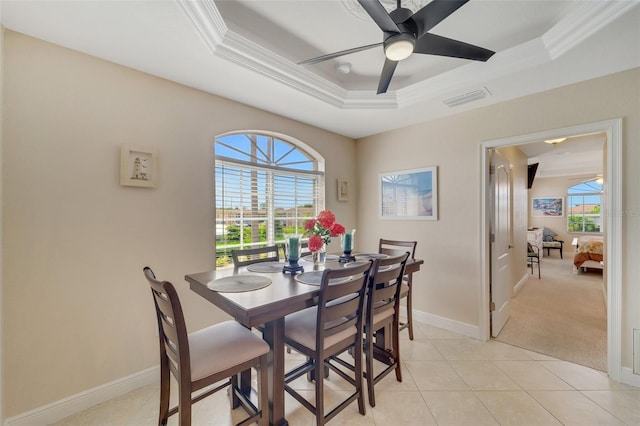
[339,230,356,263]
[283,234,304,275]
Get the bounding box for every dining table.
[185,253,423,426]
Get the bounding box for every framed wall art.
[379,166,438,220]
[120,144,158,188]
[531,196,564,217]
[337,179,349,201]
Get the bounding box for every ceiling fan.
[298,0,495,94]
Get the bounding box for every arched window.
[214,132,324,267]
[567,179,602,233]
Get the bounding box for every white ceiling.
[1,0,639,175]
[519,133,605,178]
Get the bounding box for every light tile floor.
[53,322,640,425]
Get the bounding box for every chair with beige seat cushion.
[378,239,418,339]
[363,252,409,407]
[143,267,269,426]
[283,262,372,425]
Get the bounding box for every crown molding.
[178,0,636,111]
[543,0,638,59]
[177,0,227,51]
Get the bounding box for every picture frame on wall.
[532,196,564,217]
[337,179,349,201]
[120,144,158,188]
[379,166,438,220]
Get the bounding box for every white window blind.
[215,133,323,267]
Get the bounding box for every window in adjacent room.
[567,179,602,233]
[214,132,324,267]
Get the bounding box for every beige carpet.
[495,255,607,371]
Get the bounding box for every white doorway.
[479,118,623,381]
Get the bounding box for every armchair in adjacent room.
[541,227,564,258]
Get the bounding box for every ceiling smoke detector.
[336,63,352,74]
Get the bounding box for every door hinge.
[490,165,495,174]
[490,301,496,311]
[490,233,495,243]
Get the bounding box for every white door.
[490,151,512,337]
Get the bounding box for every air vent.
[443,87,491,108]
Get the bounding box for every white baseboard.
[5,366,158,426]
[620,367,640,389]
[402,306,482,340]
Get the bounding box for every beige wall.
[356,67,640,365]
[1,31,356,417]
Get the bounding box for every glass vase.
[339,230,356,263]
[284,234,301,263]
[283,234,303,274]
[312,243,327,266]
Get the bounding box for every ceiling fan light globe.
[544,138,567,145]
[385,39,414,61]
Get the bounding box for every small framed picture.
[337,179,349,201]
[531,197,564,217]
[120,145,158,188]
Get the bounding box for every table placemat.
[294,271,350,286]
[246,262,285,273]
[207,274,272,293]
[355,253,389,260]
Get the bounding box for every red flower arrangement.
[304,210,346,252]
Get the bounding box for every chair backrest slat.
[232,245,280,267]
[367,253,409,326]
[379,239,417,259]
[315,262,371,354]
[144,267,191,383]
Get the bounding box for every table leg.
[263,318,288,426]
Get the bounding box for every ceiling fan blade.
[410,0,470,39]
[414,33,495,61]
[298,42,382,65]
[377,59,398,94]
[357,0,401,33]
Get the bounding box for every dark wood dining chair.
[378,239,418,339]
[143,267,269,426]
[363,252,409,407]
[283,262,372,425]
[527,242,541,278]
[300,241,312,257]
[231,245,279,267]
